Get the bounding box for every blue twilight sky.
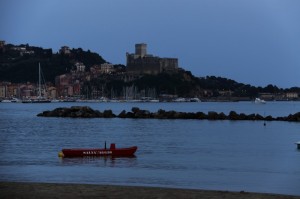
[0,0,299,88]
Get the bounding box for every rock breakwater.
[37,106,300,122]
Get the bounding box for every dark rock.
[265,115,273,121]
[118,110,127,118]
[154,109,167,119]
[126,112,135,118]
[208,111,219,120]
[218,112,227,120]
[103,110,116,118]
[131,107,140,114]
[171,111,180,119]
[239,113,247,120]
[37,106,104,118]
[95,110,103,117]
[229,111,239,120]
[185,112,196,119]
[165,110,177,119]
[135,109,151,118]
[247,114,256,120]
[255,114,264,120]
[286,112,300,121]
[195,112,207,119]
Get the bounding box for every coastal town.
[0,40,299,102]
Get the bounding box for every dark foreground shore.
[1,182,299,199]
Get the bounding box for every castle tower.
[135,43,147,57]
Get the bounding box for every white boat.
[189,97,201,102]
[140,97,159,103]
[22,63,51,103]
[130,99,143,103]
[11,98,21,103]
[51,99,61,103]
[173,98,187,102]
[1,99,13,103]
[149,99,159,103]
[99,97,109,102]
[1,98,21,103]
[255,98,266,104]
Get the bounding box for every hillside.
[83,70,300,100]
[0,44,106,83]
[0,42,299,100]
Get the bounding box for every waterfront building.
[55,74,73,97]
[286,92,298,100]
[258,93,275,101]
[0,83,6,98]
[19,83,34,98]
[48,86,57,99]
[0,82,20,98]
[55,72,85,98]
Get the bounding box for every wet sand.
[1,182,300,199]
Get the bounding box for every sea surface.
[0,101,300,195]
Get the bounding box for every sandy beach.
[1,182,300,199]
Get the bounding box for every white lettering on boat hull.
[82,151,112,155]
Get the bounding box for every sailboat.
[22,63,51,103]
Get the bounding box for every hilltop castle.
[126,43,178,75]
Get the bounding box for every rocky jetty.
[37,106,300,122]
[37,106,116,118]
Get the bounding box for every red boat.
[58,143,137,158]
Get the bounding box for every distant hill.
[1,42,299,100]
[0,44,106,83]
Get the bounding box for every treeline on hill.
[0,45,106,83]
[84,71,300,99]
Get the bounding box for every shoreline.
[1,182,299,199]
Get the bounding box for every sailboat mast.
[39,62,41,98]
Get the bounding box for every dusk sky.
[1,0,299,88]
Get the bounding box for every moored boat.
[22,63,51,103]
[254,98,266,104]
[1,98,21,103]
[295,141,300,149]
[1,99,13,103]
[58,143,137,158]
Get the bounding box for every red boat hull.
[59,144,137,158]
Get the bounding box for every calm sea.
[0,101,300,195]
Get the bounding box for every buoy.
[58,151,64,158]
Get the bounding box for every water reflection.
[59,156,138,168]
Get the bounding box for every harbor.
[1,102,300,196]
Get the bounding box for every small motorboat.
[295,141,300,149]
[254,98,266,104]
[58,143,137,158]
